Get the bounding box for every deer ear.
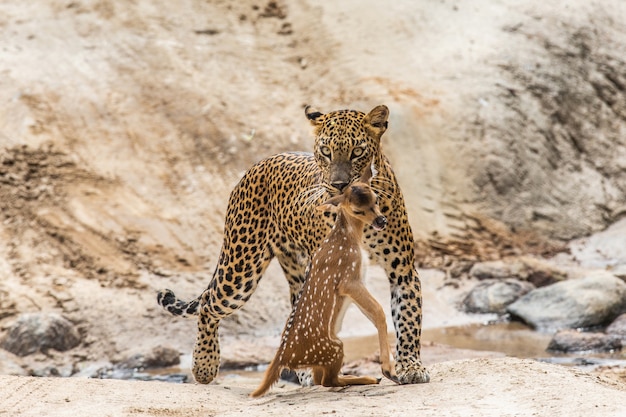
[316,194,344,211]
[305,105,323,125]
[359,164,373,184]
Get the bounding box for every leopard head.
[305,105,389,195]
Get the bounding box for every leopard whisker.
[370,183,393,201]
[306,189,326,206]
[371,176,395,189]
[301,185,327,207]
[375,187,393,198]
[300,185,321,200]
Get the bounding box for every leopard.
[157,104,430,386]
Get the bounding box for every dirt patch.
[0,145,142,287]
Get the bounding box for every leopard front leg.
[389,268,430,384]
[364,204,430,384]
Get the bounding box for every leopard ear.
[305,105,323,125]
[363,105,389,138]
[316,194,344,211]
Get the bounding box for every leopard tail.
[156,289,200,318]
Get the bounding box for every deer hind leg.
[337,374,380,385]
[319,345,344,387]
[275,247,316,387]
[312,367,324,385]
[319,345,379,387]
[344,282,400,383]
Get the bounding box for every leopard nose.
[331,181,349,192]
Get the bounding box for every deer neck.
[335,210,364,242]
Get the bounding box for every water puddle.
[422,321,626,368]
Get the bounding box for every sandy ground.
[2,357,626,417]
[1,0,626,416]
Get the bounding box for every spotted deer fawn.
[250,167,398,397]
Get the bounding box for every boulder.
[119,345,181,370]
[469,257,567,287]
[1,312,81,356]
[462,279,535,314]
[547,330,622,353]
[506,274,626,331]
[469,261,525,280]
[606,313,626,338]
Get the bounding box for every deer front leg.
[342,282,400,383]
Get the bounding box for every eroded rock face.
[506,274,626,331]
[470,18,626,242]
[462,279,535,314]
[1,313,81,357]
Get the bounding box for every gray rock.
[606,313,626,337]
[469,257,566,287]
[506,274,626,331]
[1,312,81,356]
[119,345,180,369]
[462,279,535,314]
[547,330,623,353]
[569,218,626,270]
[72,361,114,378]
[469,261,524,280]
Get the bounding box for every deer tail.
[250,358,283,398]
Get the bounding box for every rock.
[606,313,626,338]
[0,349,28,376]
[119,345,180,370]
[468,257,567,287]
[1,313,82,356]
[462,279,535,314]
[72,361,114,378]
[506,274,626,331]
[547,330,623,353]
[569,218,626,270]
[469,260,526,280]
[520,257,568,287]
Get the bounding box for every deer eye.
[353,210,365,215]
[320,146,332,158]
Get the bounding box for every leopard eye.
[351,147,364,159]
[320,146,332,158]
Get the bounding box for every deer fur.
[250,167,398,397]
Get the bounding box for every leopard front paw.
[395,360,430,384]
